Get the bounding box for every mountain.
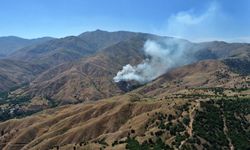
[0,30,250,150]
[191,41,250,64]
[10,37,250,103]
[0,30,141,91]
[10,30,140,67]
[0,31,156,121]
[0,36,54,58]
[10,35,149,104]
[10,36,95,66]
[78,29,141,51]
[1,30,249,118]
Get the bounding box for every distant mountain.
[10,36,95,66]
[10,30,140,66]
[78,29,141,51]
[193,41,250,59]
[0,36,54,57]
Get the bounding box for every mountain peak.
[79,29,109,36]
[95,29,107,32]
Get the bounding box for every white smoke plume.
[113,38,195,84]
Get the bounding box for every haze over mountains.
[0,36,54,58]
[0,30,249,150]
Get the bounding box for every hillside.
[0,59,45,91]
[0,30,142,92]
[78,29,141,51]
[0,31,155,122]
[0,30,141,90]
[0,36,54,58]
[136,59,249,97]
[0,71,249,149]
[10,35,148,104]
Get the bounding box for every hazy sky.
[0,0,249,42]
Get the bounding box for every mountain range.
[0,36,54,58]
[0,30,249,150]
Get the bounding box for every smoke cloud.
[113,38,195,84]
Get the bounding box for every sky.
[0,0,249,42]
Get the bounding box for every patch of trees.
[220,98,250,149]
[193,98,250,149]
[224,58,250,75]
[193,101,229,149]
